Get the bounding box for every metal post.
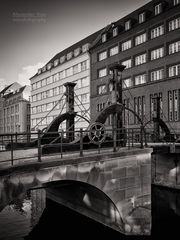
[113,114,117,152]
[128,129,130,150]
[140,125,144,149]
[132,128,134,147]
[15,132,17,144]
[80,128,83,157]
[60,131,63,159]
[37,130,41,162]
[11,134,13,166]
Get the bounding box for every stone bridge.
[0,148,152,235]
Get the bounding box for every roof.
[0,83,13,95]
[4,86,26,99]
[30,28,102,79]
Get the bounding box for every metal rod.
[80,128,83,157]
[38,130,41,162]
[11,134,13,166]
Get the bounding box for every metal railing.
[0,126,177,167]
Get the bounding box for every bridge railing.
[1,126,175,167]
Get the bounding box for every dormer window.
[47,63,52,70]
[74,47,81,56]
[102,33,107,43]
[54,59,59,67]
[37,68,42,74]
[125,20,131,31]
[67,52,73,60]
[139,12,146,23]
[155,3,162,15]
[82,43,90,52]
[173,0,180,5]
[42,66,46,72]
[112,27,118,37]
[60,55,66,63]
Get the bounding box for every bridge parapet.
[0,148,152,236]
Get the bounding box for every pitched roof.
[0,83,13,95]
[30,29,102,79]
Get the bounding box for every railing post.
[37,130,42,162]
[60,131,63,159]
[128,128,130,150]
[80,128,83,157]
[132,128,134,148]
[140,125,144,149]
[11,134,13,166]
[15,132,18,144]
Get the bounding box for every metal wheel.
[88,122,106,145]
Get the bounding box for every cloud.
[0,78,6,91]
[18,62,44,86]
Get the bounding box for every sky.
[0,0,151,90]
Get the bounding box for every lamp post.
[109,64,126,150]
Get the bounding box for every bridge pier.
[152,145,180,190]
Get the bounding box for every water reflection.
[0,186,180,239]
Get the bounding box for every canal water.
[0,186,179,240]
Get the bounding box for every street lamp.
[108,64,126,151]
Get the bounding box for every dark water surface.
[0,186,180,240]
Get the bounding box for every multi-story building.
[0,83,31,134]
[30,31,101,131]
[89,0,180,134]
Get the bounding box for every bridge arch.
[95,103,143,126]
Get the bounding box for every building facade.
[30,31,100,132]
[89,0,180,133]
[0,83,31,134]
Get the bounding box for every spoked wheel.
[88,122,106,145]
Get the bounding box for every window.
[154,3,162,15]
[123,78,132,88]
[151,25,164,39]
[97,103,105,112]
[169,64,180,77]
[121,59,132,69]
[135,74,146,85]
[168,91,173,121]
[121,40,132,51]
[113,27,118,37]
[32,95,36,102]
[60,56,66,63]
[82,43,89,52]
[74,48,81,56]
[109,46,119,56]
[53,73,59,82]
[32,83,36,91]
[151,69,164,81]
[102,33,107,43]
[135,33,147,46]
[125,20,131,31]
[98,51,107,61]
[67,52,73,60]
[169,17,180,31]
[169,40,180,54]
[47,76,53,85]
[81,60,88,71]
[81,77,89,88]
[41,79,46,87]
[66,67,73,77]
[59,70,65,79]
[81,93,89,103]
[151,47,164,60]
[97,85,107,95]
[36,81,41,89]
[173,0,180,6]
[98,68,107,78]
[15,104,19,113]
[135,53,147,65]
[139,12,145,23]
[54,59,59,67]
